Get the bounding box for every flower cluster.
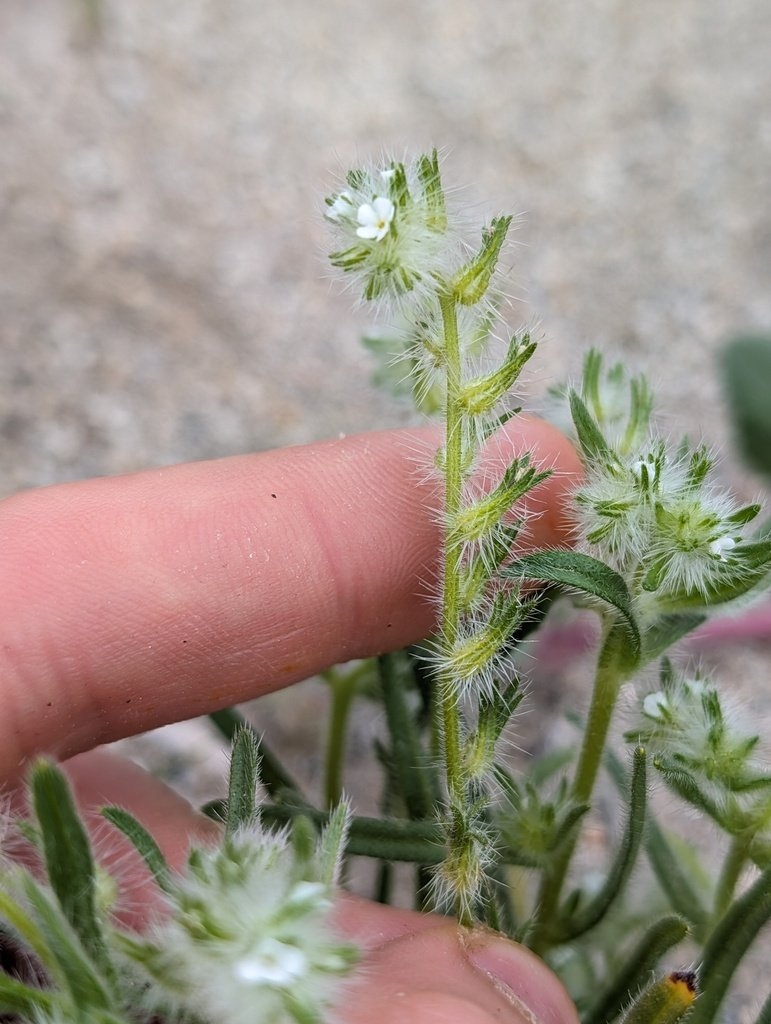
[627,666,771,847]
[325,151,450,302]
[569,352,769,614]
[135,820,357,1024]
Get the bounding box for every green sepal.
[621,373,655,454]
[447,589,532,681]
[225,725,261,834]
[450,455,550,544]
[652,756,728,828]
[584,915,690,1024]
[30,760,111,980]
[0,883,57,975]
[386,160,410,209]
[464,683,524,781]
[494,767,588,868]
[726,502,762,527]
[451,216,512,305]
[569,388,613,465]
[101,806,172,894]
[316,800,352,887]
[551,747,647,941]
[417,148,447,231]
[504,549,641,661]
[654,539,771,610]
[458,522,522,610]
[457,334,537,417]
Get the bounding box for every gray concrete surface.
[2,0,770,495]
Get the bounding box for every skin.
[0,420,582,1024]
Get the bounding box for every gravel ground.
[2,0,771,1015]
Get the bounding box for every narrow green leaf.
[260,804,445,863]
[21,875,113,1011]
[689,866,771,1024]
[30,761,110,977]
[0,884,56,973]
[642,613,707,661]
[605,747,709,936]
[552,747,647,941]
[584,915,690,1024]
[721,334,771,481]
[569,389,612,464]
[378,653,439,820]
[208,707,305,800]
[101,806,171,893]
[225,725,261,834]
[505,549,641,659]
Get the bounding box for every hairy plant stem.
[438,290,472,924]
[324,666,365,809]
[712,834,749,924]
[531,620,629,952]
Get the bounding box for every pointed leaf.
[569,389,612,464]
[101,806,171,894]
[505,549,641,659]
[0,973,56,1017]
[21,875,113,1011]
[225,725,261,834]
[30,761,110,977]
[721,335,771,481]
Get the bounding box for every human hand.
[0,421,581,1024]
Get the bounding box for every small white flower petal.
[356,196,395,241]
[326,191,355,222]
[709,535,736,560]
[643,691,670,720]
[234,939,307,986]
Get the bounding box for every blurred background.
[2,0,771,826]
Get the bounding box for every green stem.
[324,669,360,809]
[712,834,749,924]
[438,290,464,801]
[531,621,629,952]
[437,290,472,924]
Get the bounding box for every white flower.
[356,196,395,240]
[326,190,355,222]
[642,691,670,720]
[234,938,308,986]
[709,535,737,560]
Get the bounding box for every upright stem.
[712,835,748,924]
[437,291,465,805]
[437,291,472,924]
[324,669,360,809]
[531,621,628,952]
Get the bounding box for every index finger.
[0,421,580,778]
